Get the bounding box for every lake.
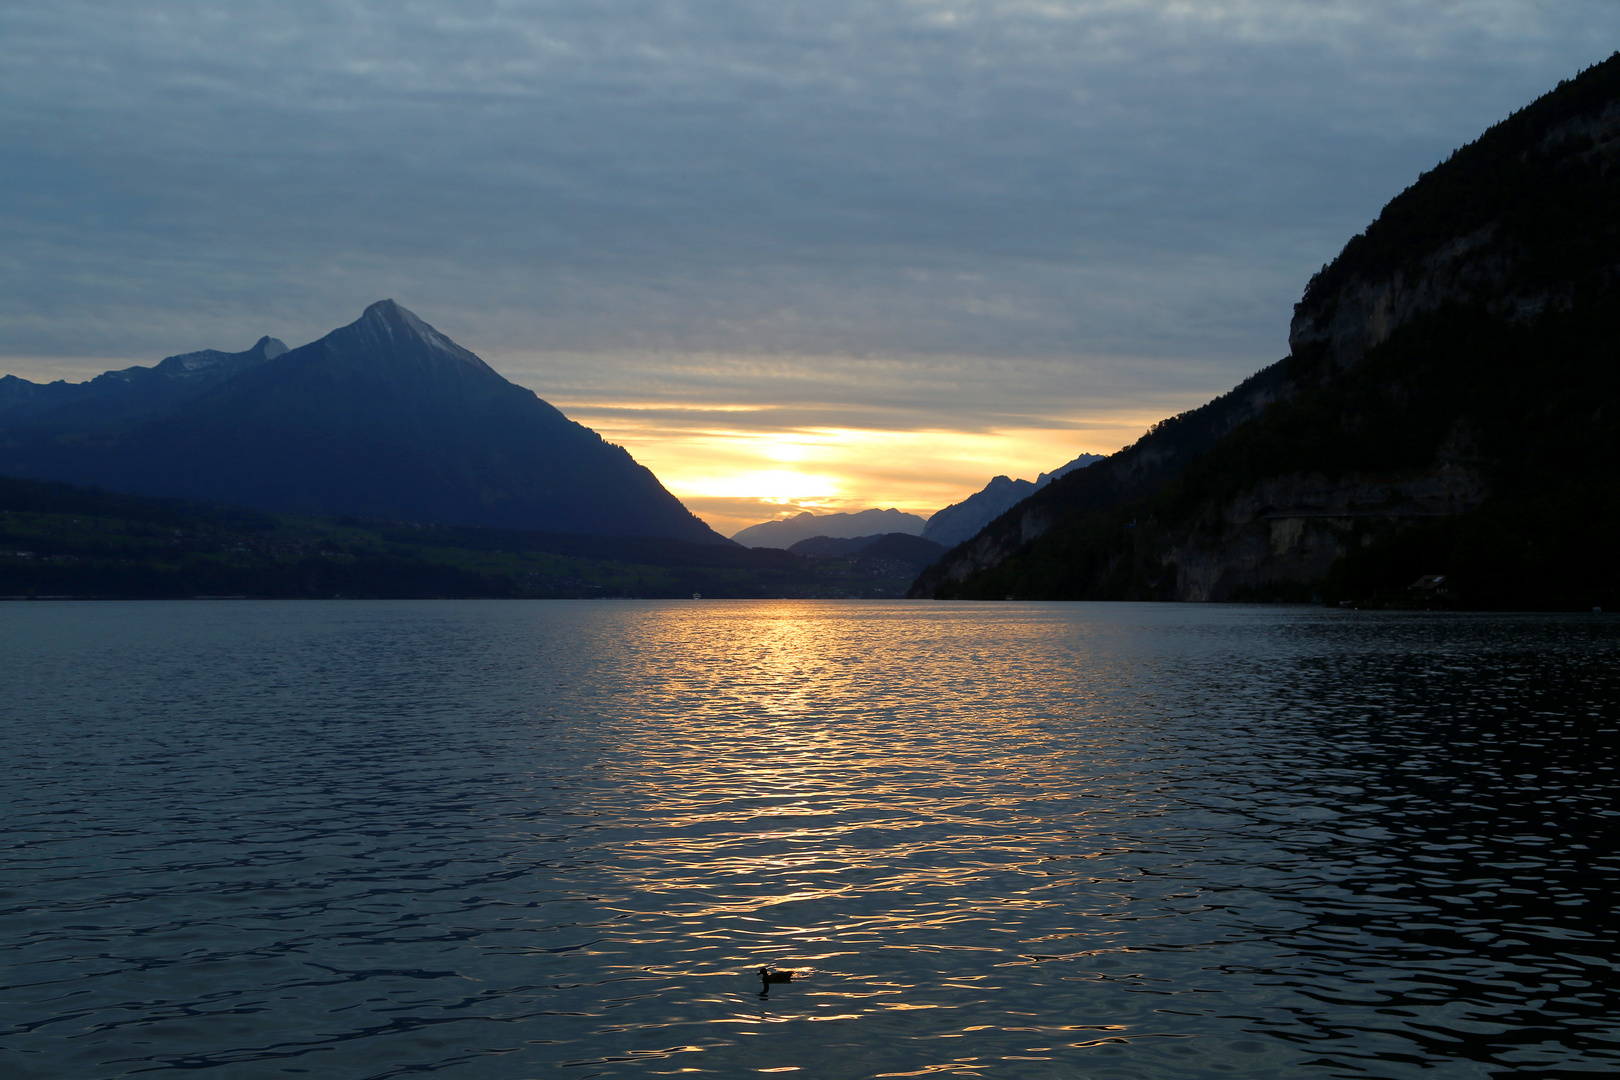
[1,600,1616,1079]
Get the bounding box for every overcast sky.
[3,2,1616,532]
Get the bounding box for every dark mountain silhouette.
[0,474,924,599]
[789,532,945,563]
[855,532,946,565]
[732,507,926,547]
[921,453,1103,547]
[0,336,287,427]
[784,531,946,579]
[913,54,1620,609]
[0,301,728,544]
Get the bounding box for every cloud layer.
[3,2,1616,526]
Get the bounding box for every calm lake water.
[1,600,1617,1079]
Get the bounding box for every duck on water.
[757,966,805,995]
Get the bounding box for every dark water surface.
[2,601,1617,1079]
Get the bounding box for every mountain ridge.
[0,474,932,599]
[732,507,926,548]
[0,335,288,429]
[912,54,1620,609]
[921,453,1104,547]
[0,301,730,544]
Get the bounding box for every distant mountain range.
[921,454,1103,547]
[0,301,728,544]
[728,455,1103,551]
[912,54,1620,610]
[732,507,926,548]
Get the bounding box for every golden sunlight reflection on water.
[4,600,1617,1079]
[521,603,1236,1074]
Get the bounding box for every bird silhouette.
[757,966,804,995]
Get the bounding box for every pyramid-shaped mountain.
[0,301,728,544]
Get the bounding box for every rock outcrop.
[912,54,1620,609]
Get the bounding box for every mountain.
[789,532,946,563]
[0,336,287,427]
[1035,454,1105,486]
[785,532,947,580]
[912,55,1620,610]
[732,507,926,548]
[921,453,1103,547]
[0,474,921,599]
[0,301,728,544]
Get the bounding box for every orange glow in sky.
[12,345,1200,539]
[552,402,1165,537]
[490,348,1215,538]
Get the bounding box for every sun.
[683,469,843,502]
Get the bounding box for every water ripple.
[1,601,1616,1078]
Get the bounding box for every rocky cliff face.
[1288,227,1503,370]
[913,54,1620,608]
[1164,451,1489,602]
[1290,76,1620,372]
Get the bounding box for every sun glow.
[567,415,1142,535]
[497,349,1191,536]
[683,468,843,502]
[761,438,816,463]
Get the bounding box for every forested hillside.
[913,54,1620,610]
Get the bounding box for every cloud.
[1,1,1615,521]
[4,1,1615,358]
